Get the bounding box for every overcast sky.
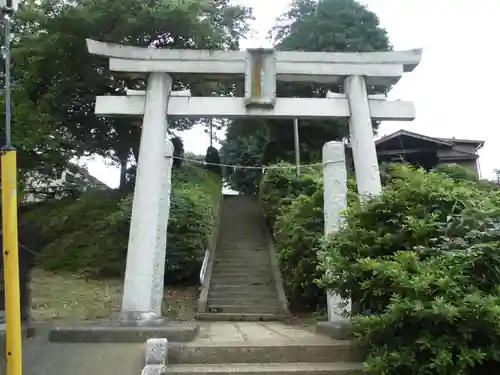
[84,0,500,186]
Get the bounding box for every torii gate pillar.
[120,73,172,322]
[345,75,383,198]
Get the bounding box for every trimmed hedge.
[24,164,221,284]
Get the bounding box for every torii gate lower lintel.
[86,39,423,323]
[95,92,416,121]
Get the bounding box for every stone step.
[210,274,272,280]
[216,252,268,256]
[214,256,270,262]
[215,247,268,252]
[219,228,262,232]
[216,250,269,256]
[214,261,271,267]
[218,236,264,238]
[212,263,272,268]
[212,262,273,274]
[206,305,282,314]
[213,267,271,272]
[215,251,268,255]
[211,269,273,276]
[218,225,262,228]
[219,219,262,222]
[217,226,263,230]
[165,363,363,375]
[209,285,276,293]
[214,257,269,260]
[210,282,274,289]
[210,274,274,281]
[214,260,269,265]
[218,234,264,237]
[210,277,273,284]
[211,276,272,282]
[197,312,283,322]
[215,247,267,251]
[211,270,271,275]
[207,298,280,306]
[211,266,271,271]
[168,342,359,364]
[218,222,262,226]
[208,291,277,299]
[215,250,267,255]
[210,274,273,281]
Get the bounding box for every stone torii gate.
[86,39,422,324]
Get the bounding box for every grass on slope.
[30,268,198,321]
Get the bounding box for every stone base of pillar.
[47,317,199,343]
[115,310,165,326]
[316,320,352,340]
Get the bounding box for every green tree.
[221,0,391,193]
[5,0,251,189]
[220,119,269,194]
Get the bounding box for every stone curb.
[48,323,198,343]
[142,338,168,375]
[145,338,168,365]
[140,364,164,375]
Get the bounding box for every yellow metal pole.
[1,148,22,375]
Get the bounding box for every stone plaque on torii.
[86,39,422,323]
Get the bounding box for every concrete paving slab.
[3,325,144,375]
[186,322,339,345]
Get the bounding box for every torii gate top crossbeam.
[87,39,422,86]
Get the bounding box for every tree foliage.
[220,119,269,194]
[5,0,251,188]
[205,146,222,176]
[221,0,391,193]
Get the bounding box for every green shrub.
[433,163,479,183]
[354,251,500,375]
[320,164,500,374]
[273,189,325,310]
[24,164,221,283]
[166,172,221,284]
[260,162,357,311]
[23,190,124,246]
[321,164,489,313]
[259,163,322,228]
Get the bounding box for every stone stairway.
[165,322,363,375]
[198,195,287,321]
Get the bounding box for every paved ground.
[1,322,332,374]
[3,324,143,375]
[186,321,333,345]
